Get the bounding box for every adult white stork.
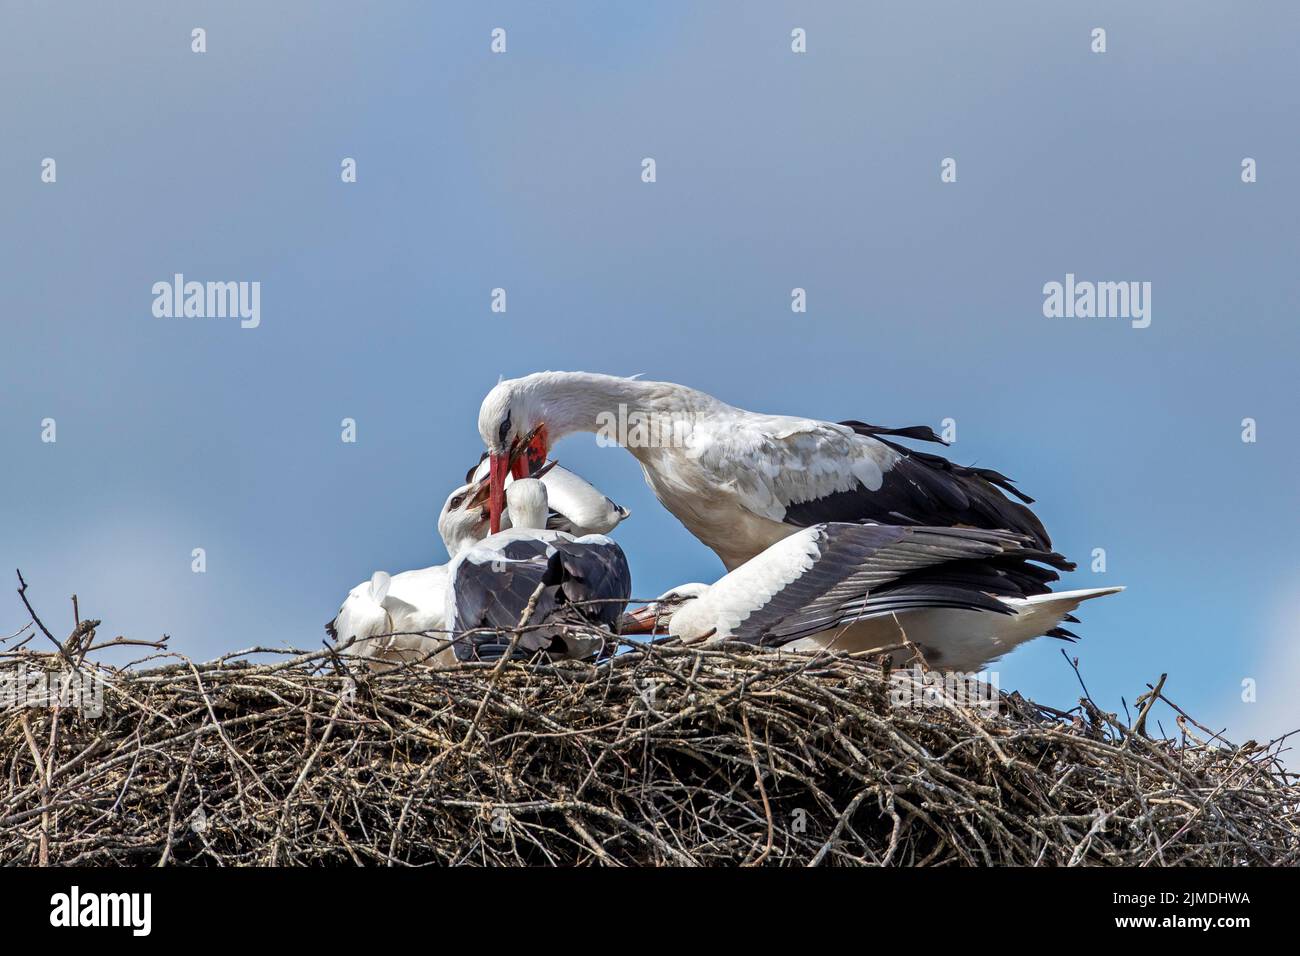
[620,522,1122,672]
[476,371,1067,578]
[445,478,631,662]
[327,463,630,670]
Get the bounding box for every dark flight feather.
[779,420,1055,551]
[727,523,1064,648]
[449,536,631,661]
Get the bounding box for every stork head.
[478,378,551,534]
[618,583,710,636]
[436,481,492,557]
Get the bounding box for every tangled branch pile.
[3,610,1297,867]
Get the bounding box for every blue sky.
[3,2,1297,748]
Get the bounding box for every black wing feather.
[450,537,631,661]
[836,419,950,447]
[550,539,632,630]
[451,540,562,659]
[779,420,1058,555]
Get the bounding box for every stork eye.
[497,412,512,444]
[449,494,466,509]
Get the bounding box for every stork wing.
[717,523,1046,647]
[550,536,632,630]
[449,540,560,659]
[693,415,1058,557]
[448,536,630,660]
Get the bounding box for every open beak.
[619,604,664,635]
[488,425,550,533]
[481,455,557,532]
[466,472,493,510]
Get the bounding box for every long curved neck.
[531,373,725,455]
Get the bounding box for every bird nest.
[2,594,1298,866]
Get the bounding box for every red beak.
[488,454,511,534]
[488,425,550,534]
[619,605,663,635]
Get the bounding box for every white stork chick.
[476,372,1066,579]
[445,478,631,663]
[621,523,1123,673]
[326,481,489,670]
